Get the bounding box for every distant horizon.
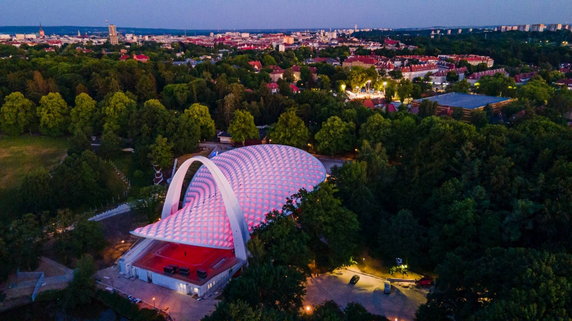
[0,21,568,34]
[1,0,570,31]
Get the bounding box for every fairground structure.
[119,145,326,296]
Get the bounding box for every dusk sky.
[1,0,571,30]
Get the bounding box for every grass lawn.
[0,135,69,216]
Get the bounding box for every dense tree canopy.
[69,93,97,135]
[37,92,70,136]
[185,103,216,140]
[228,109,258,145]
[314,116,355,155]
[0,92,36,135]
[269,109,310,148]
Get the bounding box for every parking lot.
[97,265,427,321]
[96,266,219,321]
[304,268,428,321]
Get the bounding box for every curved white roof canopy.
[131,144,327,260]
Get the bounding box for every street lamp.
[152,297,156,308]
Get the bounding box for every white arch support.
[162,156,249,260]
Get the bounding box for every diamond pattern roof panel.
[132,144,327,249]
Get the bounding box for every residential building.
[466,68,509,84]
[400,64,439,80]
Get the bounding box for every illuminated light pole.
[152,297,156,309]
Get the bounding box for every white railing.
[88,203,131,222]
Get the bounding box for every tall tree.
[5,213,42,272]
[314,116,355,155]
[18,168,53,214]
[418,248,572,321]
[397,79,413,103]
[228,109,258,146]
[64,254,97,309]
[378,209,423,266]
[517,78,554,105]
[26,71,58,102]
[291,183,359,270]
[102,91,136,135]
[129,99,170,145]
[135,73,157,101]
[69,93,97,135]
[185,103,216,140]
[359,113,391,145]
[171,110,201,155]
[0,92,36,135]
[223,262,306,312]
[269,110,310,148]
[37,92,70,136]
[418,99,438,118]
[477,73,516,97]
[148,135,174,169]
[55,219,106,264]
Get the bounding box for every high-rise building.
[108,24,119,45]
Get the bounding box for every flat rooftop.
[419,92,512,109]
[133,241,241,286]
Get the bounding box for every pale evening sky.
[0,0,570,30]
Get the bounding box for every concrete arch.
[162,156,249,260]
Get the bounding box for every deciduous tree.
[185,103,216,140]
[228,109,258,146]
[0,92,36,135]
[69,93,97,135]
[269,109,310,148]
[37,92,70,136]
[315,116,355,155]
[148,135,174,169]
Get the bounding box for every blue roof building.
[419,92,513,110]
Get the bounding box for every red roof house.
[133,54,150,63]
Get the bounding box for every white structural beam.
[161,156,249,260]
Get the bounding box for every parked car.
[383,281,392,294]
[349,275,360,285]
[416,276,434,287]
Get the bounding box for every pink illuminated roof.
[132,144,327,249]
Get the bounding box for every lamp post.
[152,297,156,309]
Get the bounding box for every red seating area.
[134,241,239,285]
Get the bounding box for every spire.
[38,23,45,38]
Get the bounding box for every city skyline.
[1,0,571,30]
